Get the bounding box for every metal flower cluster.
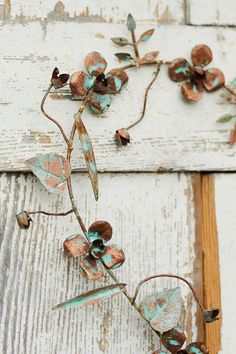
[15,12,223,354]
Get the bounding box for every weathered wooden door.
[0,1,235,353]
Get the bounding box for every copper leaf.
[115,52,133,62]
[53,283,126,310]
[111,37,129,46]
[217,114,236,123]
[74,115,99,200]
[139,28,155,42]
[127,13,136,31]
[139,287,182,333]
[144,51,159,62]
[27,153,71,193]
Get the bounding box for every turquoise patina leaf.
[139,28,155,42]
[139,287,182,333]
[53,283,126,310]
[127,13,136,31]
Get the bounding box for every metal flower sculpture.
[63,220,125,280]
[70,51,128,114]
[168,44,225,101]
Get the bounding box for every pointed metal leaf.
[111,37,129,46]
[139,287,182,333]
[217,114,236,123]
[139,28,155,42]
[127,13,136,31]
[26,153,71,193]
[53,283,126,310]
[115,52,133,62]
[74,115,99,200]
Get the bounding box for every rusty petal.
[102,244,125,269]
[202,68,225,92]
[168,58,193,82]
[161,326,186,352]
[70,71,95,97]
[88,221,113,242]
[79,255,103,280]
[84,51,107,77]
[63,234,89,258]
[181,80,204,102]
[191,44,213,67]
[179,342,209,354]
[106,68,129,93]
[89,239,107,259]
[16,211,32,229]
[115,128,130,146]
[51,67,70,89]
[89,92,112,114]
[203,308,220,323]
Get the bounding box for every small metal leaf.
[139,28,155,42]
[74,116,99,200]
[203,308,220,323]
[111,37,129,46]
[127,13,136,31]
[144,51,159,62]
[161,326,186,352]
[139,287,182,333]
[115,52,133,62]
[53,283,126,310]
[217,114,236,123]
[27,153,71,193]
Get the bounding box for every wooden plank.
[214,173,236,354]
[1,23,236,172]
[187,0,236,26]
[0,172,200,354]
[0,0,185,24]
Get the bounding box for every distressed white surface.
[188,0,236,26]
[0,173,198,354]
[215,174,236,354]
[0,23,236,171]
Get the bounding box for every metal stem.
[27,209,74,216]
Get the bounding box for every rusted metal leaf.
[84,51,107,77]
[111,37,129,46]
[181,80,204,102]
[191,44,213,67]
[88,221,113,242]
[139,28,155,42]
[139,287,182,333]
[53,283,126,310]
[16,211,32,229]
[101,244,125,269]
[69,71,95,97]
[89,92,112,114]
[63,234,90,258]
[178,342,209,354]
[127,13,136,31]
[115,52,133,62]
[161,326,186,352]
[143,51,159,62]
[203,308,220,323]
[115,128,130,146]
[202,68,225,92]
[79,255,104,280]
[27,154,71,193]
[217,114,236,123]
[51,67,70,89]
[74,116,99,200]
[106,69,129,93]
[168,58,193,82]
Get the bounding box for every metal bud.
[16,211,32,229]
[115,128,130,146]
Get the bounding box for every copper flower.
[70,52,128,114]
[64,221,125,280]
[168,44,225,102]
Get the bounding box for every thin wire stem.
[126,62,162,130]
[27,209,74,216]
[41,83,70,145]
[132,273,204,312]
[223,84,236,97]
[131,29,140,59]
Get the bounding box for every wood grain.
[0,172,199,354]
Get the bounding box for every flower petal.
[70,71,95,97]
[89,92,111,114]
[181,342,209,354]
[202,68,225,92]
[102,244,125,269]
[88,221,113,242]
[79,255,103,280]
[181,80,204,102]
[63,234,90,258]
[191,44,213,67]
[161,326,186,352]
[84,51,107,76]
[106,68,129,93]
[168,58,193,82]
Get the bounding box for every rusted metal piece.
[138,28,155,43]
[51,67,70,89]
[101,244,125,269]
[161,326,186,352]
[168,44,225,101]
[89,239,107,259]
[115,128,130,146]
[63,234,89,258]
[106,68,129,93]
[79,255,104,280]
[88,220,113,242]
[53,283,126,310]
[16,211,32,229]
[84,51,107,76]
[70,71,94,97]
[178,342,209,354]
[203,308,220,323]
